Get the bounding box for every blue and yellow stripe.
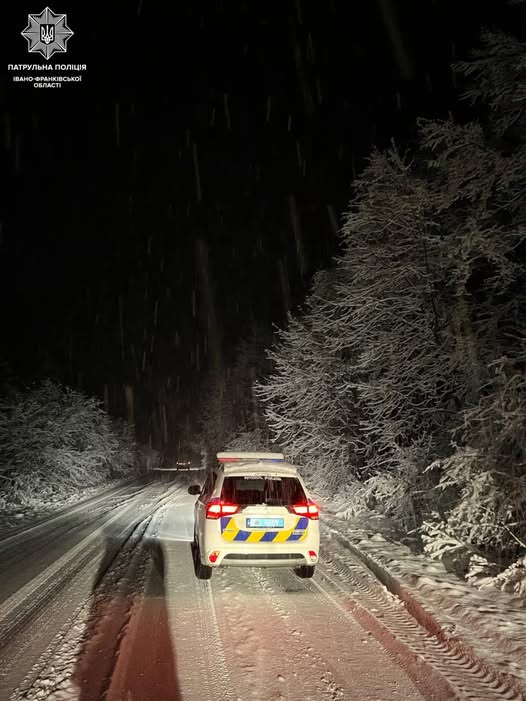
[221,516,309,542]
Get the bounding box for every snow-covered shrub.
[422,357,526,573]
[492,555,526,595]
[465,554,526,595]
[331,480,371,519]
[360,440,444,532]
[422,516,474,577]
[225,427,277,452]
[0,380,140,506]
[465,554,502,589]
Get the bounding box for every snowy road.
[0,476,521,701]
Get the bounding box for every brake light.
[206,498,240,519]
[291,500,319,519]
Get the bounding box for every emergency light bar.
[217,451,285,463]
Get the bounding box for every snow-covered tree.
[455,30,526,139]
[260,32,526,562]
[334,148,458,464]
[257,268,362,494]
[197,326,275,463]
[419,32,526,578]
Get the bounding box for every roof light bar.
[217,451,285,463]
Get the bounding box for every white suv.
[188,452,320,580]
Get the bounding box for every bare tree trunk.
[124,384,135,437]
[453,294,481,403]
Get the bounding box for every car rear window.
[220,476,306,506]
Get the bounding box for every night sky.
[1,1,524,448]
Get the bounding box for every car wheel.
[295,565,315,579]
[193,537,213,580]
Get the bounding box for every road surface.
[0,475,520,701]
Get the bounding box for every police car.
[188,452,320,580]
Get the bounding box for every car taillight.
[205,498,240,519]
[291,500,319,519]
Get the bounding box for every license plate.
[246,517,284,528]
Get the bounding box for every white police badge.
[21,7,73,60]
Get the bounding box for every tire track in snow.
[211,564,410,701]
[104,500,235,701]
[6,484,184,701]
[0,482,145,551]
[318,540,525,701]
[196,578,236,701]
[210,567,302,701]
[16,516,153,701]
[0,482,182,634]
[311,565,455,700]
[0,498,140,653]
[252,567,347,701]
[0,486,151,608]
[253,567,432,701]
[159,540,235,701]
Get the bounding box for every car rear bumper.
[202,543,319,568]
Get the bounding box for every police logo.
[21,7,73,60]
[40,24,55,45]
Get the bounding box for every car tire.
[295,565,315,579]
[193,538,213,580]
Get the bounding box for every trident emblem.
[40,24,55,44]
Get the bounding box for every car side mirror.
[188,485,201,496]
